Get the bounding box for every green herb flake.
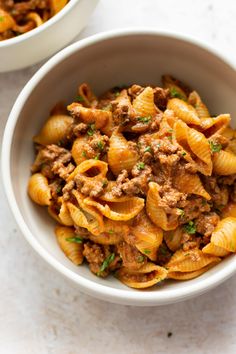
[94,154,100,160]
[87,123,96,136]
[167,135,172,141]
[66,236,83,244]
[75,95,84,103]
[82,151,87,157]
[137,116,152,124]
[169,87,186,100]
[98,253,115,275]
[56,185,62,194]
[102,180,108,187]
[177,208,185,218]
[97,141,104,151]
[183,221,196,235]
[209,141,222,153]
[182,151,187,156]
[0,16,4,23]
[115,92,120,97]
[144,146,152,153]
[168,129,173,133]
[137,255,145,263]
[137,162,145,170]
[108,229,114,234]
[144,249,151,255]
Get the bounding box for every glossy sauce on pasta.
[0,0,69,41]
[28,76,236,289]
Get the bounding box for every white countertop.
[0,1,236,353]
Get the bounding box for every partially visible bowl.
[2,29,236,306]
[0,0,98,72]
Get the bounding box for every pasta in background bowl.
[2,29,236,305]
[0,0,99,72]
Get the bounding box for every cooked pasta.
[28,76,236,289]
[0,0,69,41]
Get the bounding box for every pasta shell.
[55,226,83,265]
[188,91,210,119]
[28,173,51,206]
[162,75,188,101]
[222,203,236,218]
[68,159,108,181]
[26,12,43,27]
[167,98,201,125]
[33,114,73,145]
[131,212,163,261]
[0,9,15,32]
[174,120,212,175]
[71,136,88,165]
[84,197,144,221]
[222,126,236,139]
[167,261,220,280]
[117,263,168,289]
[59,202,74,226]
[202,243,229,257]
[225,139,236,155]
[167,248,220,272]
[211,217,236,252]
[78,83,98,108]
[71,190,104,235]
[88,219,128,245]
[48,205,62,223]
[132,87,156,117]
[213,150,236,175]
[199,114,230,138]
[50,0,68,14]
[164,227,183,252]
[67,103,112,132]
[108,129,138,176]
[174,172,211,200]
[146,182,178,231]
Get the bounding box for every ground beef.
[74,174,107,198]
[75,131,109,160]
[203,176,229,208]
[158,183,187,212]
[153,87,170,111]
[62,180,75,201]
[195,212,220,237]
[112,90,135,127]
[112,165,152,197]
[178,197,211,223]
[118,241,146,270]
[127,84,144,99]
[83,242,115,277]
[151,137,181,167]
[49,178,63,199]
[73,123,88,136]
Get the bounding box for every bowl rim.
[0,0,81,48]
[2,28,236,305]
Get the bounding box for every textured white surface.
[0,0,236,353]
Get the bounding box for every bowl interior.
[7,33,236,304]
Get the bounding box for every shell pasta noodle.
[0,0,69,41]
[28,75,236,290]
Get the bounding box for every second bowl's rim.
[2,28,236,305]
[0,0,83,48]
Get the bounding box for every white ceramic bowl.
[0,0,98,72]
[2,29,236,306]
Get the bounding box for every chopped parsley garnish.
[66,236,83,244]
[75,95,84,102]
[177,208,185,217]
[97,141,104,151]
[137,162,145,170]
[168,129,173,133]
[183,221,196,235]
[144,146,152,153]
[0,16,4,23]
[182,151,187,156]
[209,141,222,153]
[115,92,120,97]
[87,123,96,136]
[169,87,186,100]
[102,180,108,187]
[144,249,151,255]
[82,151,87,157]
[137,255,145,263]
[94,154,99,160]
[137,116,151,123]
[98,253,115,275]
[108,229,114,234]
[56,185,62,194]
